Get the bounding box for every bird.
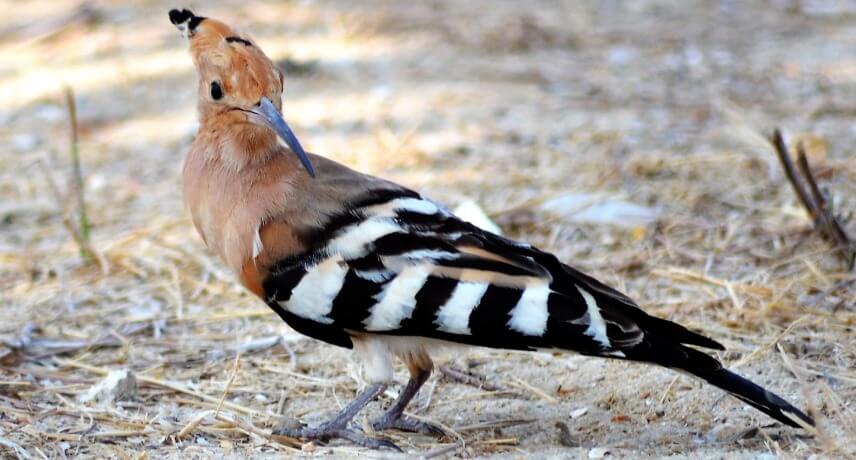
[168,9,814,450]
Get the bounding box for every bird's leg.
[274,383,400,450]
[372,369,444,436]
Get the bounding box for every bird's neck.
[198,109,280,171]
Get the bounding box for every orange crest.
[169,9,282,111]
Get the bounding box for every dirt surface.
[1,1,855,458]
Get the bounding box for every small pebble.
[588,447,610,459]
[570,407,588,419]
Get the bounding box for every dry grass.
[1,1,854,458]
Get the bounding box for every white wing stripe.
[325,197,442,260]
[576,285,611,348]
[327,218,401,258]
[354,269,395,283]
[507,283,550,336]
[366,197,440,217]
[282,255,348,324]
[435,282,488,335]
[364,264,432,331]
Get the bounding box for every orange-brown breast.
[239,261,264,297]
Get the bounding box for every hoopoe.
[169,9,813,450]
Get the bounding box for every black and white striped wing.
[260,189,816,430]
[262,189,720,356]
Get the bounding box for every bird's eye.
[210,81,223,100]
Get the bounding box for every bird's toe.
[373,415,445,437]
[273,423,400,451]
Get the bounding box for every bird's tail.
[686,362,814,429]
[622,338,814,429]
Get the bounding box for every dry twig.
[769,129,855,270]
[438,365,503,392]
[64,86,90,259]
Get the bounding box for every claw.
[336,428,403,451]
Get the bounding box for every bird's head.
[169,9,315,177]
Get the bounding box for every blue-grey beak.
[256,97,315,178]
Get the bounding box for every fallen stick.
[438,365,503,392]
[769,129,855,270]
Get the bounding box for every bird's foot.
[274,423,401,451]
[372,412,445,436]
[272,382,398,450]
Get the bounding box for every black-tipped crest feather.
[168,8,205,34]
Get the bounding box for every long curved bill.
[256,97,316,178]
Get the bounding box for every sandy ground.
[1,1,855,458]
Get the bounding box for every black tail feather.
[623,339,814,429]
[689,366,814,428]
